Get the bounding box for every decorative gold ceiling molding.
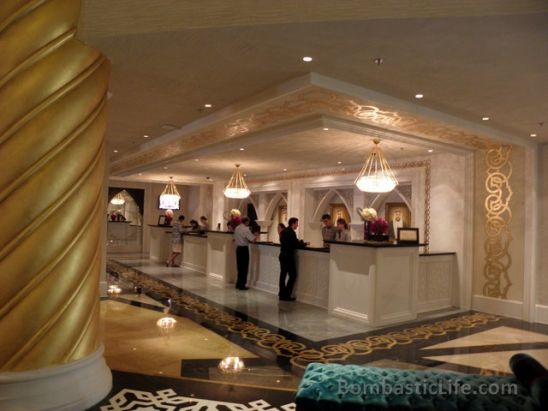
[80,0,548,39]
[111,83,499,176]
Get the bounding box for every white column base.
[0,345,112,411]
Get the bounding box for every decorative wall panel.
[483,145,513,299]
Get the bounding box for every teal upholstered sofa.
[296,355,547,411]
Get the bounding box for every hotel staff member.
[234,217,257,290]
[278,217,306,301]
[321,214,337,245]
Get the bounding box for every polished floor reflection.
[90,255,548,410]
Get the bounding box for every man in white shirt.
[233,217,257,290]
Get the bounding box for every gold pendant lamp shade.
[224,164,251,199]
[159,177,181,209]
[355,139,398,193]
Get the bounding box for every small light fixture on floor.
[224,164,250,199]
[156,317,177,329]
[218,356,245,374]
[159,177,181,209]
[107,285,122,295]
[355,139,398,193]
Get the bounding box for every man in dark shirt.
[278,217,305,301]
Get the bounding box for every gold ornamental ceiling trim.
[0,0,110,371]
[111,86,497,176]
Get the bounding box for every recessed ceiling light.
[239,147,245,151]
[283,168,287,172]
[113,149,118,153]
[481,117,490,121]
[204,103,213,108]
[323,127,329,131]
[143,134,149,138]
[428,149,434,153]
[415,94,424,99]
[530,133,537,137]
[337,161,342,165]
[302,56,313,62]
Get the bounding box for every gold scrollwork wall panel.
[0,0,110,371]
[483,145,513,299]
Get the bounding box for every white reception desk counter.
[147,229,456,327]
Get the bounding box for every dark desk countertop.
[255,241,330,253]
[326,240,428,248]
[182,232,208,238]
[419,252,456,257]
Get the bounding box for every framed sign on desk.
[397,227,419,243]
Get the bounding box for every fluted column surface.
[0,0,110,371]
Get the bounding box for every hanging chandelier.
[355,139,398,193]
[110,191,125,205]
[224,164,250,199]
[159,177,181,209]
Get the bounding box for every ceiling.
[131,128,439,183]
[78,1,548,177]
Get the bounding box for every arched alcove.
[312,188,352,223]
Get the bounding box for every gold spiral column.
[0,1,111,409]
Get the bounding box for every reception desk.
[249,242,330,308]
[147,229,456,327]
[206,231,236,283]
[148,224,172,263]
[182,233,207,274]
[327,240,424,326]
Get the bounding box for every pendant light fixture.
[224,164,250,199]
[355,139,398,193]
[159,177,181,209]
[110,191,125,205]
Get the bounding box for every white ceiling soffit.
[110,73,533,176]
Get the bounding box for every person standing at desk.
[166,214,185,267]
[321,214,337,245]
[335,218,351,242]
[233,217,257,290]
[278,217,306,301]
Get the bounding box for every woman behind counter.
[335,218,351,242]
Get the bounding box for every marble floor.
[111,255,461,342]
[90,254,548,410]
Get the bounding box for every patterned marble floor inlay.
[106,259,501,370]
[95,256,548,409]
[100,388,295,411]
[422,326,548,350]
[423,349,548,374]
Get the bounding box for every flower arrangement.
[370,217,388,235]
[357,207,377,222]
[164,209,174,225]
